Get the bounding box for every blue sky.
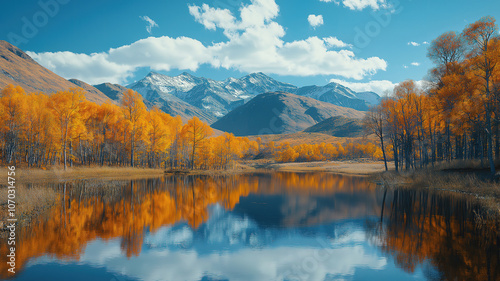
[1,0,499,94]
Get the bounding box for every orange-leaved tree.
[48,88,86,170]
[181,116,213,169]
[121,89,147,167]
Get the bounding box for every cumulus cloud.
[411,62,420,66]
[27,36,210,84]
[28,0,387,84]
[140,16,158,34]
[320,0,388,11]
[323,36,352,48]
[330,78,433,95]
[308,14,324,28]
[27,51,135,84]
[330,78,397,95]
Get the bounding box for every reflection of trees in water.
[371,188,499,281]
[1,174,258,277]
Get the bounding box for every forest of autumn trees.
[0,86,261,170]
[364,16,500,176]
[0,85,384,169]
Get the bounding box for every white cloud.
[28,0,387,84]
[27,36,210,84]
[320,0,388,11]
[408,41,429,47]
[330,78,433,96]
[308,14,324,28]
[323,36,352,48]
[410,62,420,66]
[403,65,408,68]
[330,78,397,95]
[27,51,135,84]
[140,16,158,34]
[108,36,211,71]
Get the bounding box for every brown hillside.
[211,92,365,136]
[93,82,129,101]
[68,79,113,104]
[303,116,364,137]
[0,40,110,104]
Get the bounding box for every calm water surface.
[1,172,499,281]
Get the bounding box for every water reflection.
[1,172,498,281]
[370,188,500,281]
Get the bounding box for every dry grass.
[245,159,393,176]
[0,166,165,184]
[0,184,58,228]
[247,132,379,146]
[376,166,500,218]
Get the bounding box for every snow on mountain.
[354,91,381,106]
[294,83,373,111]
[127,71,380,122]
[128,72,299,120]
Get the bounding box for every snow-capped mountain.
[294,83,377,111]
[127,71,380,122]
[128,72,297,119]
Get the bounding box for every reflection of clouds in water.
[204,205,256,246]
[78,241,386,281]
[145,226,194,248]
[70,224,386,281]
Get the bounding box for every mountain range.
[127,71,379,122]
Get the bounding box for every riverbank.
[0,160,390,183]
[0,166,166,183]
[374,162,500,219]
[248,160,392,176]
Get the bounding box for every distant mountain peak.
[246,72,267,78]
[146,71,160,77]
[178,72,194,77]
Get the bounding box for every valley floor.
[247,159,392,176]
[0,160,390,184]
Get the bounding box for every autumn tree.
[0,85,27,163]
[181,116,213,169]
[121,89,147,167]
[48,89,86,170]
[463,16,499,176]
[363,104,388,170]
